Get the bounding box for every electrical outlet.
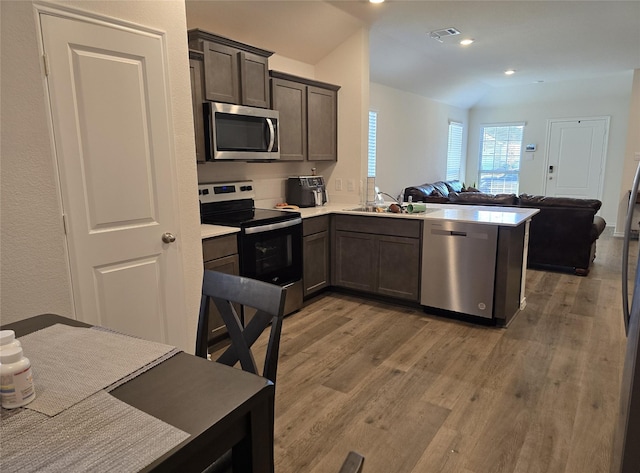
[335,178,343,191]
[347,179,355,192]
[635,152,640,162]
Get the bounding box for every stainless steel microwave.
[204,102,280,161]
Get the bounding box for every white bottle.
[0,330,22,350]
[0,346,36,408]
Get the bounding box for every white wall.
[468,75,633,226]
[1,1,202,353]
[2,0,73,323]
[369,82,469,199]
[617,69,640,235]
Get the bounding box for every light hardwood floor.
[259,230,632,473]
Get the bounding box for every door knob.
[161,232,176,243]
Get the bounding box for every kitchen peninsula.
[201,203,539,327]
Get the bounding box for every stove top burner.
[201,207,300,228]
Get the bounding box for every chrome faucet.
[376,190,402,204]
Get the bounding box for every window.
[368,111,377,177]
[446,121,463,181]
[478,123,524,194]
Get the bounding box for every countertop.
[201,224,240,239]
[200,203,539,239]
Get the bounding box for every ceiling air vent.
[429,27,461,43]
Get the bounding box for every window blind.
[446,121,463,181]
[368,111,377,178]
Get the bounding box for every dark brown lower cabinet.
[332,215,421,302]
[202,234,239,344]
[303,215,330,297]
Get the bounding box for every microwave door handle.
[266,118,275,152]
[623,163,640,334]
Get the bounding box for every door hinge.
[43,53,49,76]
[62,214,67,234]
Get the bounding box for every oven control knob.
[161,232,176,244]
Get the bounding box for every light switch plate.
[335,178,343,191]
[635,152,640,162]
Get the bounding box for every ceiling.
[185,0,640,108]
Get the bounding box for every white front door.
[544,117,609,199]
[39,12,186,347]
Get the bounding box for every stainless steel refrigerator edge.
[612,161,640,473]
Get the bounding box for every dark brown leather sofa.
[403,180,607,276]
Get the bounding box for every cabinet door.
[189,56,206,163]
[303,231,329,297]
[202,41,240,104]
[240,52,270,109]
[376,235,421,301]
[307,85,337,161]
[203,254,240,343]
[271,78,306,161]
[333,231,375,292]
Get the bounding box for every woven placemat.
[19,324,178,416]
[0,391,190,472]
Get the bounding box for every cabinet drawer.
[334,215,421,238]
[202,234,238,262]
[303,215,330,236]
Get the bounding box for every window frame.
[477,122,525,194]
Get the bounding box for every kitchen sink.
[345,206,385,213]
[344,206,437,215]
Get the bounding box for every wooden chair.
[196,270,287,384]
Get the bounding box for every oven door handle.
[243,217,302,235]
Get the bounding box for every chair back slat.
[196,270,287,385]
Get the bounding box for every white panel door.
[40,12,186,347]
[545,117,609,199]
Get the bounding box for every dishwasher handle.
[432,229,465,236]
[430,228,488,239]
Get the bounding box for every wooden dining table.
[2,314,275,473]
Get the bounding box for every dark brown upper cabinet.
[189,50,206,163]
[270,71,340,162]
[188,29,273,109]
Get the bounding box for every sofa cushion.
[518,194,602,212]
[431,181,452,197]
[444,180,464,193]
[449,192,519,206]
[405,184,442,203]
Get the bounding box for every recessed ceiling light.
[460,39,474,46]
[504,69,516,75]
[369,0,384,3]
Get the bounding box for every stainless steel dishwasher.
[421,220,498,319]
